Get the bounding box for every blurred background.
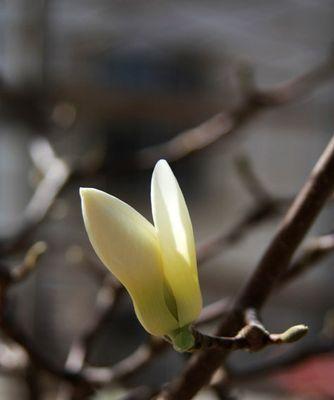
[0,0,334,399]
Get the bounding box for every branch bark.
[157,134,334,400]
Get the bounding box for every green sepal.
[168,325,195,353]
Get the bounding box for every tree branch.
[197,155,287,264]
[136,51,334,168]
[0,138,70,255]
[157,134,334,399]
[229,337,334,383]
[279,233,334,287]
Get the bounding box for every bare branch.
[136,51,334,168]
[197,155,287,265]
[84,337,168,384]
[236,135,334,310]
[192,308,307,353]
[197,198,282,264]
[11,241,47,282]
[233,155,271,202]
[229,337,334,383]
[279,233,334,287]
[0,138,70,255]
[157,134,334,399]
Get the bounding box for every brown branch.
[236,135,334,310]
[136,50,334,168]
[35,225,333,393]
[77,299,230,387]
[70,157,291,387]
[52,228,334,392]
[0,53,333,396]
[0,231,330,395]
[157,135,334,400]
[79,229,333,387]
[197,231,334,327]
[192,307,307,353]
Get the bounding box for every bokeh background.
[0,1,334,399]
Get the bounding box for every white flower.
[80,160,202,351]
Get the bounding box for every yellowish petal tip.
[80,187,92,198]
[80,188,104,204]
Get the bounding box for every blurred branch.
[136,50,334,168]
[157,135,334,399]
[10,241,47,282]
[65,230,334,390]
[84,337,168,384]
[196,155,332,266]
[0,149,332,399]
[197,155,287,264]
[237,141,334,309]
[197,198,283,265]
[65,278,123,373]
[0,245,89,385]
[0,241,46,285]
[79,299,231,387]
[56,278,123,399]
[197,232,334,326]
[280,232,334,287]
[229,337,334,383]
[233,155,271,201]
[0,138,70,255]
[119,386,158,400]
[0,49,333,400]
[0,225,331,398]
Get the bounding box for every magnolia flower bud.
[80,160,202,351]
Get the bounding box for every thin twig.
[280,233,334,287]
[0,138,70,255]
[55,277,123,399]
[197,198,283,264]
[84,337,168,384]
[136,50,334,168]
[157,134,334,399]
[229,337,334,383]
[197,155,288,264]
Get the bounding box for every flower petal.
[80,188,178,336]
[151,160,202,327]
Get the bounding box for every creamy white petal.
[151,160,202,327]
[80,188,178,336]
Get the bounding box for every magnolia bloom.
[80,160,202,351]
